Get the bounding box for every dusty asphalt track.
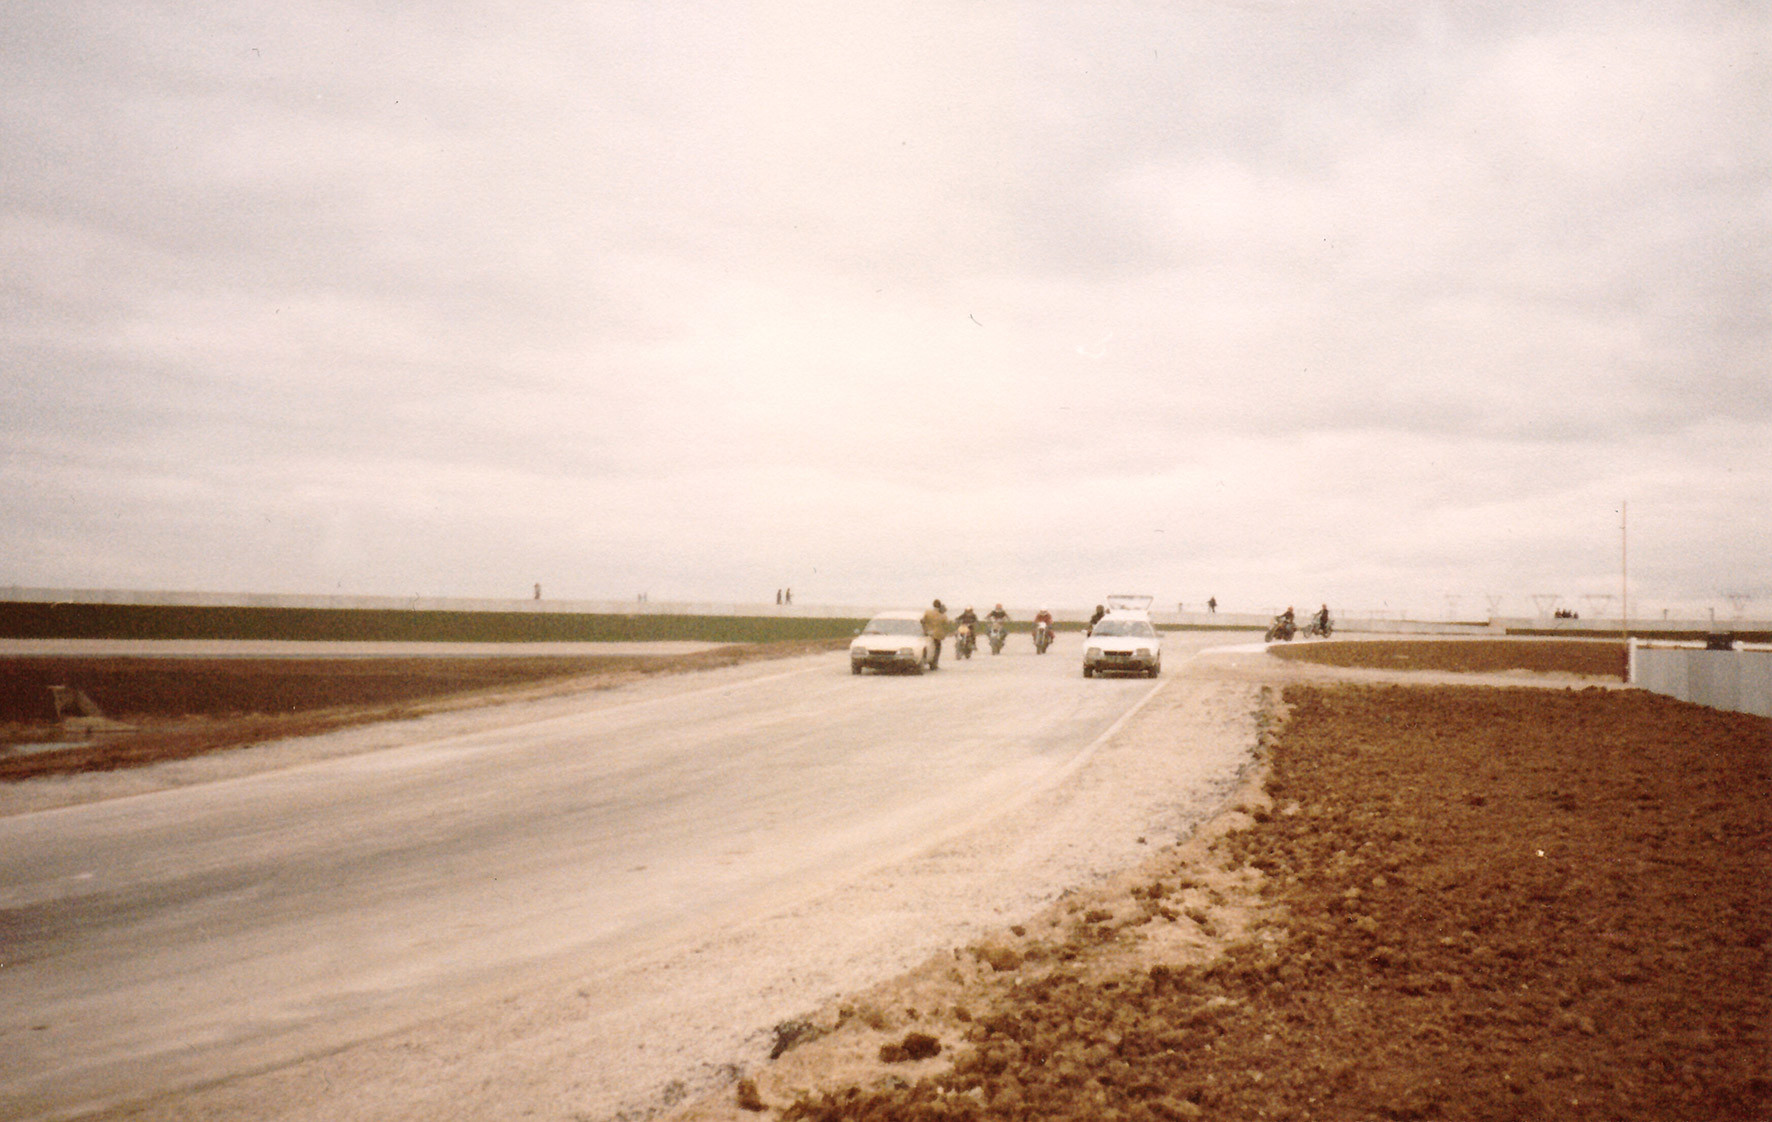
[0,633,1260,1121]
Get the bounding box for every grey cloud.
[2,1,1764,613]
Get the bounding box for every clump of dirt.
[0,640,845,780]
[737,1079,768,1112]
[1270,638,1625,678]
[880,1034,943,1064]
[677,670,1769,1120]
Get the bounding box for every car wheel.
[851,663,863,675]
[1148,664,1160,678]
[1083,665,1094,678]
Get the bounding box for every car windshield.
[1093,619,1157,638]
[862,618,923,637]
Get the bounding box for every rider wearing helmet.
[983,604,1011,654]
[954,605,980,657]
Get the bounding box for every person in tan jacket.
[921,599,951,669]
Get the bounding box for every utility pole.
[1621,499,1629,679]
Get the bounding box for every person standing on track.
[921,599,951,670]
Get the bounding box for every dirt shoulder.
[1268,637,1627,678]
[664,643,1770,1122]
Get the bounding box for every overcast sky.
[4,1,1767,619]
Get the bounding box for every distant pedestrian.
[1208,596,1217,614]
[785,588,793,605]
[534,583,541,600]
[776,589,782,605]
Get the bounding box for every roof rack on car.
[1104,595,1154,612]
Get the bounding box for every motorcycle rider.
[921,599,951,669]
[1087,604,1106,635]
[1315,604,1331,634]
[954,605,980,656]
[985,603,1010,653]
[1033,606,1055,651]
[1264,605,1297,643]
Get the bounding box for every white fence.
[1629,641,1772,719]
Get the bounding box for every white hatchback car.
[1083,596,1162,678]
[850,610,935,674]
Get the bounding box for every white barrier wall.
[1629,642,1772,719]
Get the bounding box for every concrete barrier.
[1496,616,1772,643]
[1629,641,1772,719]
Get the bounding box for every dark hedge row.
[0,601,864,645]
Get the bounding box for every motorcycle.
[1032,620,1055,654]
[954,623,976,659]
[1265,614,1297,643]
[987,621,1007,654]
[1302,615,1333,639]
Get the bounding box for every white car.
[1083,599,1162,678]
[850,610,935,674]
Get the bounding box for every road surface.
[0,634,1259,1121]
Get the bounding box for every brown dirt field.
[1269,638,1627,678]
[670,643,1770,1122]
[0,640,845,781]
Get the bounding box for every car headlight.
[899,646,915,657]
[1085,645,1101,659]
[1136,648,1152,659]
